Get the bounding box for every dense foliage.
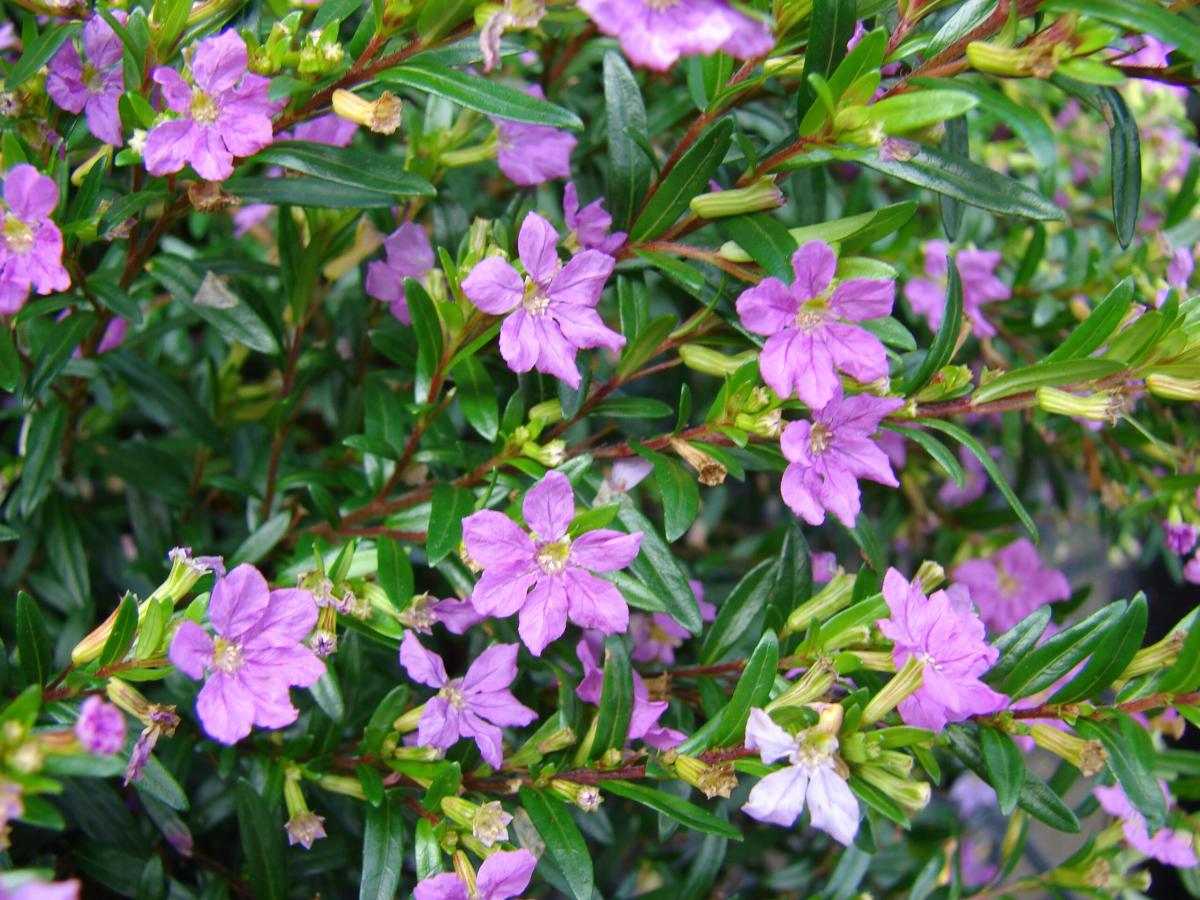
[2,0,1200,896]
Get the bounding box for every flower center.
[2,216,33,254]
[796,300,829,332]
[522,279,552,316]
[645,0,680,10]
[191,90,220,125]
[439,679,467,709]
[997,565,1020,598]
[791,730,837,769]
[82,62,106,94]
[536,540,571,574]
[919,650,941,671]
[648,621,679,646]
[808,423,833,457]
[212,637,244,673]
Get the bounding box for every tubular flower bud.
[452,851,478,895]
[528,399,565,425]
[393,704,426,734]
[916,560,945,593]
[1036,386,1125,423]
[856,764,931,815]
[668,437,727,486]
[440,796,479,829]
[860,655,925,726]
[767,658,837,711]
[550,779,603,812]
[283,767,326,850]
[1120,630,1185,680]
[521,439,567,467]
[690,177,784,219]
[734,407,783,438]
[316,774,366,800]
[678,345,759,376]
[1146,373,1200,402]
[1027,724,1106,775]
[332,89,403,134]
[785,573,855,634]
[537,726,577,753]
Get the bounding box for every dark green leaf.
[1049,594,1147,704]
[939,115,968,240]
[16,592,51,686]
[6,24,78,87]
[904,262,962,395]
[720,214,796,281]
[847,775,909,828]
[407,278,443,402]
[617,314,676,378]
[1043,0,1200,60]
[971,358,1127,405]
[235,779,286,900]
[633,443,699,543]
[15,402,67,519]
[999,602,1126,699]
[618,505,703,635]
[454,356,499,440]
[98,594,139,668]
[147,256,279,355]
[701,559,775,664]
[604,51,651,229]
[359,794,405,900]
[591,397,675,419]
[25,312,94,402]
[1077,713,1167,831]
[250,141,436,198]
[518,787,594,900]
[0,325,20,392]
[377,538,413,608]
[883,424,963,487]
[985,606,1053,685]
[795,0,856,120]
[980,726,1024,816]
[426,485,474,565]
[1101,86,1141,248]
[593,635,634,755]
[630,118,733,242]
[230,513,291,566]
[225,176,398,208]
[602,781,742,840]
[1044,277,1134,363]
[711,631,778,747]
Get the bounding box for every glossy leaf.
[519,787,595,900]
[593,635,634,755]
[602,780,742,840]
[251,142,436,198]
[630,118,733,242]
[359,794,405,900]
[604,51,651,229]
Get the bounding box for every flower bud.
[1027,724,1106,775]
[537,726,577,753]
[856,764,931,815]
[678,345,758,376]
[668,438,726,486]
[785,573,855,635]
[332,89,403,135]
[440,796,480,829]
[550,779,604,812]
[323,217,385,281]
[521,439,567,467]
[690,177,784,219]
[440,138,501,168]
[916,560,944,593]
[393,745,443,762]
[528,399,564,425]
[734,408,783,439]
[394,704,425,734]
[767,658,837,711]
[315,774,366,800]
[1119,630,1185,680]
[1036,386,1124,423]
[860,655,924,726]
[451,851,478,895]
[915,365,974,402]
[1146,373,1200,402]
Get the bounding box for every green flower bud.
[860,656,924,726]
[690,177,784,219]
[678,345,758,377]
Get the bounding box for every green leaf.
[633,443,699,543]
[98,594,139,668]
[518,787,594,900]
[147,256,280,355]
[377,538,413,608]
[720,214,796,281]
[904,261,962,395]
[604,51,651,229]
[310,668,344,721]
[711,631,778,747]
[882,424,963,487]
[971,358,1128,405]
[918,418,1038,542]
[6,24,78,87]
[1044,277,1134,363]
[593,635,634,755]
[985,606,1053,685]
[1077,713,1167,831]
[235,780,286,900]
[415,0,475,39]
[980,726,1024,816]
[939,115,968,240]
[15,402,67,519]
[1043,0,1200,61]
[999,602,1126,699]
[864,90,978,135]
[407,277,443,402]
[1049,594,1147,704]
[225,176,398,208]
[617,314,676,379]
[25,312,94,402]
[16,592,51,687]
[0,325,20,393]
[250,141,436,198]
[700,559,774,664]
[359,794,405,900]
[617,505,703,635]
[453,356,499,441]
[230,513,291,567]
[426,485,474,565]
[795,0,856,121]
[1159,608,1200,694]
[591,397,675,419]
[847,775,910,828]
[602,781,742,840]
[1101,86,1141,249]
[630,118,733,242]
[380,63,582,129]
[363,685,410,756]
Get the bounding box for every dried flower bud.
[332,89,403,135]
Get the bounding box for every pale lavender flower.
[905,242,1011,338]
[75,697,126,754]
[1095,782,1198,867]
[1157,246,1195,306]
[578,0,773,71]
[494,86,576,185]
[736,241,894,409]
[461,212,620,388]
[630,580,715,666]
[413,849,536,900]
[950,772,997,817]
[576,636,684,749]
[169,564,325,745]
[0,164,71,313]
[46,13,126,146]
[145,31,275,182]
[878,568,1007,732]
[595,457,654,505]
[741,708,859,845]
[1122,35,1174,68]
[952,539,1071,633]
[780,390,903,528]
[0,23,15,54]
[463,471,642,655]
[563,182,626,255]
[480,1,545,72]
[432,597,488,634]
[365,222,435,323]
[1164,521,1198,556]
[0,876,81,900]
[285,811,326,849]
[400,631,536,768]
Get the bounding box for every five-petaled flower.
[169,564,326,744]
[47,13,126,146]
[399,631,537,769]
[145,30,276,182]
[461,212,621,389]
[952,538,1072,632]
[578,0,774,71]
[365,222,436,323]
[741,708,859,845]
[877,568,1007,732]
[736,241,895,410]
[780,390,903,527]
[0,164,71,314]
[576,636,684,749]
[905,241,1010,338]
[413,849,537,900]
[462,471,642,655]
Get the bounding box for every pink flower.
[1095,781,1198,867]
[578,0,773,71]
[494,86,576,185]
[780,390,903,528]
[878,569,1007,732]
[0,876,81,900]
[145,31,275,182]
[950,773,997,817]
[563,182,626,256]
[741,709,859,845]
[46,13,126,146]
[399,631,536,769]
[630,580,715,666]
[0,164,71,313]
[905,242,1010,338]
[812,552,839,584]
[365,222,435,323]
[75,697,126,754]
[461,212,621,388]
[952,539,1071,633]
[462,471,642,655]
[576,635,684,749]
[169,564,325,744]
[1158,246,1195,306]
[413,849,536,900]
[736,241,894,409]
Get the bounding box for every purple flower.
[576,636,684,749]
[46,13,126,146]
[563,182,626,255]
[413,849,536,900]
[145,31,275,182]
[0,877,82,900]
[169,564,325,745]
[400,631,536,768]
[1122,35,1174,68]
[365,222,435,324]
[780,390,903,528]
[1095,782,1197,867]
[0,164,71,313]
[939,445,988,507]
[124,707,178,785]
[812,552,839,584]
[595,457,654,504]
[494,86,576,185]
[950,773,997,817]
[432,597,488,634]
[461,212,621,388]
[630,580,715,666]
[952,539,1071,633]
[960,837,998,887]
[877,568,1007,732]
[736,241,894,409]
[75,697,126,754]
[905,242,1010,338]
[1165,521,1198,555]
[741,708,859,845]
[578,0,773,71]
[1158,246,1196,306]
[1186,551,1200,585]
[462,471,642,655]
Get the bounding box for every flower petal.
[517,211,561,286]
[806,766,860,846]
[498,308,538,372]
[192,30,248,94]
[195,671,256,744]
[470,690,538,727]
[517,576,569,656]
[548,250,614,307]
[463,643,519,694]
[462,510,535,569]
[736,277,796,336]
[564,569,629,634]
[459,712,505,769]
[791,241,836,299]
[476,849,537,900]
[399,631,448,688]
[742,765,809,827]
[471,566,537,618]
[829,278,894,321]
[745,708,796,763]
[462,257,524,315]
[570,529,642,572]
[414,872,470,900]
[523,471,575,543]
[168,621,213,680]
[418,696,462,749]
[209,564,271,640]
